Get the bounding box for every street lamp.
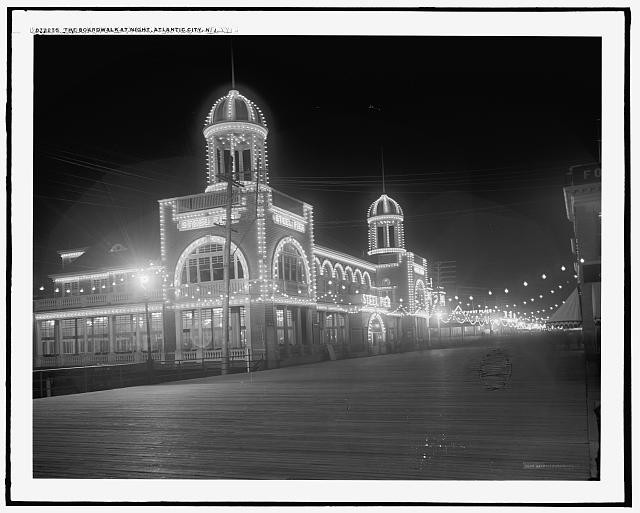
[140,275,153,382]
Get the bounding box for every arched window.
[345,267,354,283]
[276,242,308,284]
[180,243,246,284]
[362,271,372,290]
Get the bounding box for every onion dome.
[202,88,269,189]
[204,89,267,129]
[367,194,404,219]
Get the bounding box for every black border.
[5,6,631,507]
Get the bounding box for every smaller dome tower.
[203,89,269,191]
[367,194,405,256]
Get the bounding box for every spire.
[380,146,386,194]
[230,39,235,89]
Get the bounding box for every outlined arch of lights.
[271,236,313,296]
[173,235,250,290]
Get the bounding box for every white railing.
[230,348,247,359]
[35,352,163,368]
[178,280,248,300]
[203,349,221,359]
[34,289,163,312]
[175,190,239,214]
[36,347,259,368]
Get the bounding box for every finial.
[380,146,386,194]
[230,39,235,89]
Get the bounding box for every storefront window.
[276,308,285,346]
[201,308,222,349]
[40,320,56,356]
[115,314,135,352]
[139,312,163,352]
[87,316,109,353]
[61,318,85,354]
[181,310,195,351]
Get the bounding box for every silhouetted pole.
[140,275,153,384]
[221,172,232,375]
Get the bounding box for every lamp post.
[140,275,153,383]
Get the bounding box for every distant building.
[431,260,456,292]
[33,88,442,370]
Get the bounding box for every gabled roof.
[50,239,158,281]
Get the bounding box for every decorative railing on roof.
[34,289,163,312]
[175,189,240,214]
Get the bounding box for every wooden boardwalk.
[33,338,591,479]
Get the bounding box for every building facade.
[33,88,443,370]
[562,162,602,355]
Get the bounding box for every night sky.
[34,35,601,305]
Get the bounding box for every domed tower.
[203,89,269,191]
[367,194,406,256]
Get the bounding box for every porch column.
[244,302,252,353]
[160,306,166,361]
[83,318,88,357]
[34,320,42,367]
[175,310,183,361]
[305,308,313,350]
[108,315,115,362]
[135,312,141,354]
[196,309,203,358]
[54,320,62,358]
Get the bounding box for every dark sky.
[34,35,601,307]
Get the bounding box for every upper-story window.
[377,226,385,248]
[180,243,246,284]
[277,243,307,284]
[62,281,80,296]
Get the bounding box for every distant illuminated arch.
[334,263,345,281]
[344,266,355,283]
[367,312,386,344]
[321,260,334,278]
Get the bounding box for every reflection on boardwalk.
[33,336,591,479]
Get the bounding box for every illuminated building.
[547,163,601,353]
[33,88,442,369]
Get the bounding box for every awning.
[547,287,582,328]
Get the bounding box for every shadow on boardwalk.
[33,334,592,480]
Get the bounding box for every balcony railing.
[36,348,265,370]
[175,189,239,214]
[277,280,310,296]
[35,351,162,369]
[34,289,163,312]
[178,280,248,300]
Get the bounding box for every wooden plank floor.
[33,338,591,479]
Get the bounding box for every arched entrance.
[367,313,386,355]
